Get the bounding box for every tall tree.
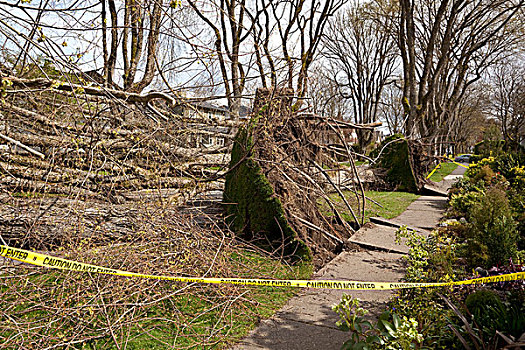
[104,0,164,92]
[398,0,524,143]
[490,57,525,150]
[187,0,345,117]
[323,1,398,151]
[447,85,490,154]
[307,64,349,119]
[186,0,251,118]
[378,83,405,136]
[253,0,345,107]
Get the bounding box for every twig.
[297,113,382,130]
[0,132,45,159]
[291,214,344,245]
[341,185,384,208]
[310,160,361,228]
[3,76,176,106]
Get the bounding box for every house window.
[202,135,213,147]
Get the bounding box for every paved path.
[232,191,450,350]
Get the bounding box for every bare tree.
[489,57,525,150]
[307,64,349,119]
[103,0,165,92]
[255,0,346,106]
[447,85,490,154]
[379,83,405,135]
[185,0,252,118]
[323,1,398,151]
[398,0,524,145]
[186,0,345,117]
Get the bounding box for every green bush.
[448,176,487,218]
[473,140,506,158]
[465,289,505,328]
[466,188,518,268]
[449,191,484,218]
[462,154,524,250]
[470,165,496,183]
[464,289,525,341]
[468,153,525,181]
[389,228,459,348]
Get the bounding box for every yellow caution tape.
[1,245,524,290]
[427,158,470,179]
[451,160,469,169]
[426,164,441,179]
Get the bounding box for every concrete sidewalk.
[428,162,468,193]
[232,193,448,350]
[231,251,405,350]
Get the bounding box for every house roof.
[174,99,252,118]
[190,101,229,113]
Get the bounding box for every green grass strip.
[319,191,420,224]
[427,162,458,182]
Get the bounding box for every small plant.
[467,187,518,268]
[449,189,484,217]
[332,295,423,350]
[441,293,525,350]
[395,226,459,283]
[395,227,430,282]
[471,164,496,183]
[465,290,507,338]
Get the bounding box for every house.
[317,119,384,148]
[174,101,230,121]
[171,101,251,149]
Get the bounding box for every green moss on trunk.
[372,134,418,192]
[224,127,311,261]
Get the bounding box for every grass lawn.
[320,190,420,223]
[1,246,312,349]
[427,162,458,182]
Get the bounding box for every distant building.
[174,101,230,121]
[318,123,383,148]
[171,101,251,149]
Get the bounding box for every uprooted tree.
[224,88,378,266]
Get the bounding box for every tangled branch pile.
[1,203,306,348]
[0,74,312,348]
[0,72,230,249]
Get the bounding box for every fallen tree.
[224,88,368,266]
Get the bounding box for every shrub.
[463,289,525,343]
[507,186,525,250]
[462,154,524,250]
[444,291,524,350]
[492,152,524,179]
[469,153,524,181]
[467,188,518,268]
[389,228,459,348]
[332,295,423,350]
[465,289,506,329]
[449,191,484,218]
[466,157,497,178]
[470,165,495,183]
